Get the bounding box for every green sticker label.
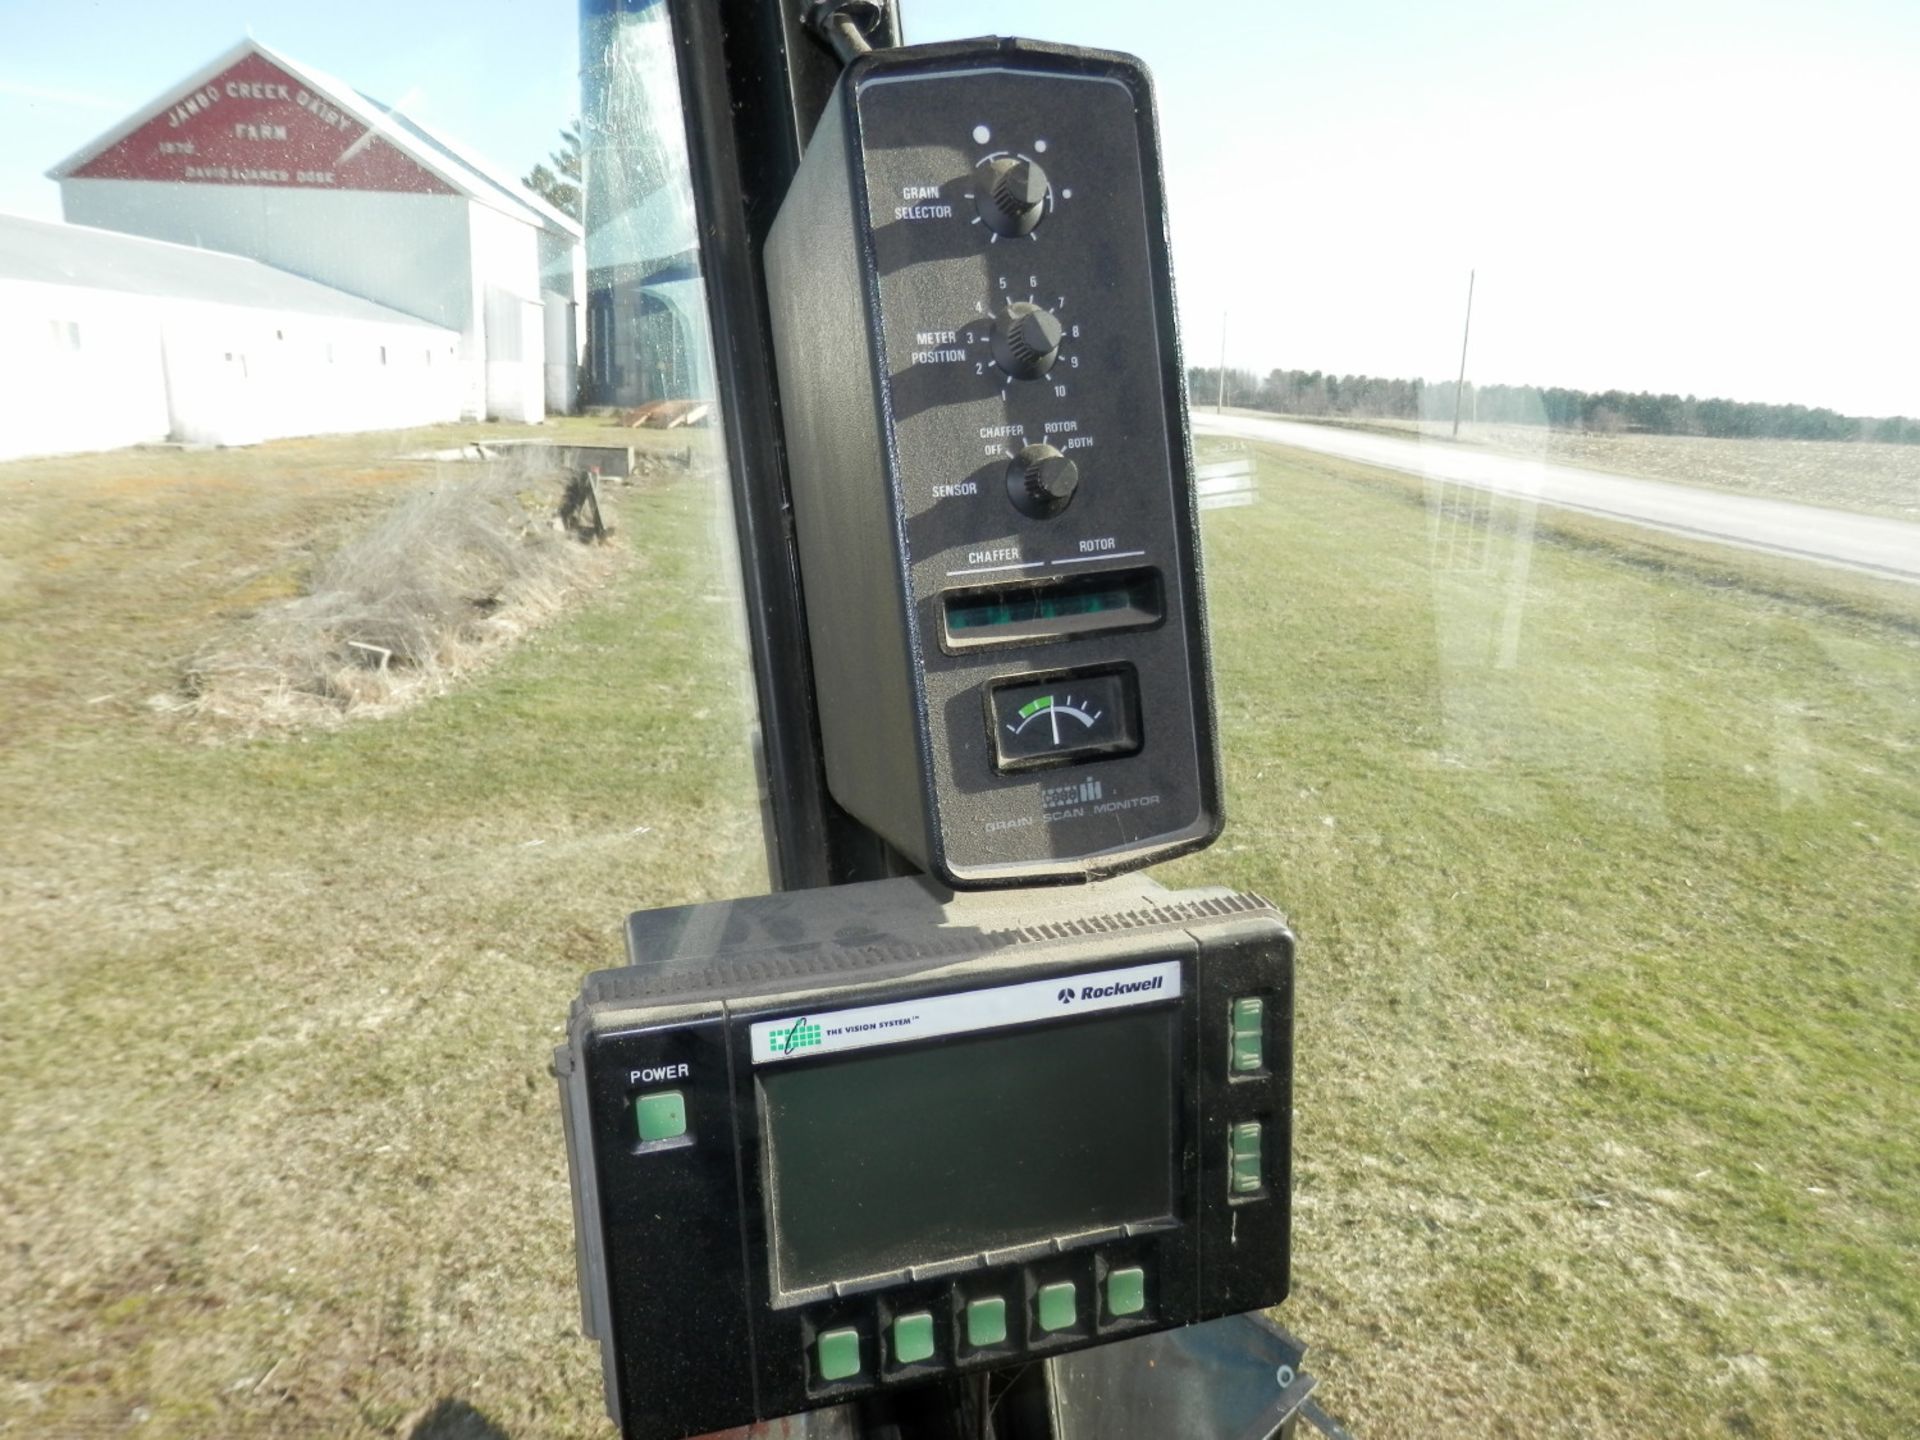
[767,1017,823,1055]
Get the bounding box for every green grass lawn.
[1159,443,1920,1435]
[2,431,1915,1437]
[1,432,764,1436]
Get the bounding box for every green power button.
[634,1090,687,1143]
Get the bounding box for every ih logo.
[1043,777,1104,810]
[771,1017,822,1055]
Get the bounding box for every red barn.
[47,38,583,424]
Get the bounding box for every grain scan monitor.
[554,34,1296,1440]
[766,36,1221,888]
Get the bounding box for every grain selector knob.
[1006,442,1080,518]
[992,302,1065,380]
[975,156,1051,237]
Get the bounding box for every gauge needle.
[1050,704,1059,745]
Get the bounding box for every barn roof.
[45,38,582,240]
[0,211,455,330]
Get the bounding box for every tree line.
[1188,367,1920,445]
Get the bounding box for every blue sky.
[3,0,1914,414]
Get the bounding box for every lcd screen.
[760,1008,1177,1295]
[942,567,1164,649]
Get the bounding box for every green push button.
[1107,1266,1146,1317]
[1036,1281,1077,1333]
[1230,1121,1264,1196]
[892,1310,935,1365]
[634,1090,686,1143]
[965,1296,1007,1348]
[817,1327,861,1382]
[1231,997,1265,1073]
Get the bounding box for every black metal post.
[657,5,1068,1435]
[663,0,908,892]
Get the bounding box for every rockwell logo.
[1071,975,1165,1002]
[1056,988,1076,1004]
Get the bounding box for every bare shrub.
[174,451,616,732]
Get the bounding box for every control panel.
[765,38,1220,886]
[554,875,1295,1440]
[558,36,1294,1440]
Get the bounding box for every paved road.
[1193,412,1920,585]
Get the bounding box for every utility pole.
[1452,267,1475,439]
[1216,310,1227,414]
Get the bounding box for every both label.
[748,959,1182,1065]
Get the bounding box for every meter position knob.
[1006,443,1080,519]
[976,156,1051,237]
[991,302,1064,380]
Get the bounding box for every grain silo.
[578,0,711,407]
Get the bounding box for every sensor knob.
[1006,443,1080,518]
[991,302,1064,380]
[976,156,1051,237]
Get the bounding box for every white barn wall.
[0,280,460,460]
[538,224,584,414]
[0,279,172,461]
[538,224,586,320]
[159,303,462,446]
[542,294,578,416]
[59,179,473,326]
[61,177,488,420]
[469,200,546,424]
